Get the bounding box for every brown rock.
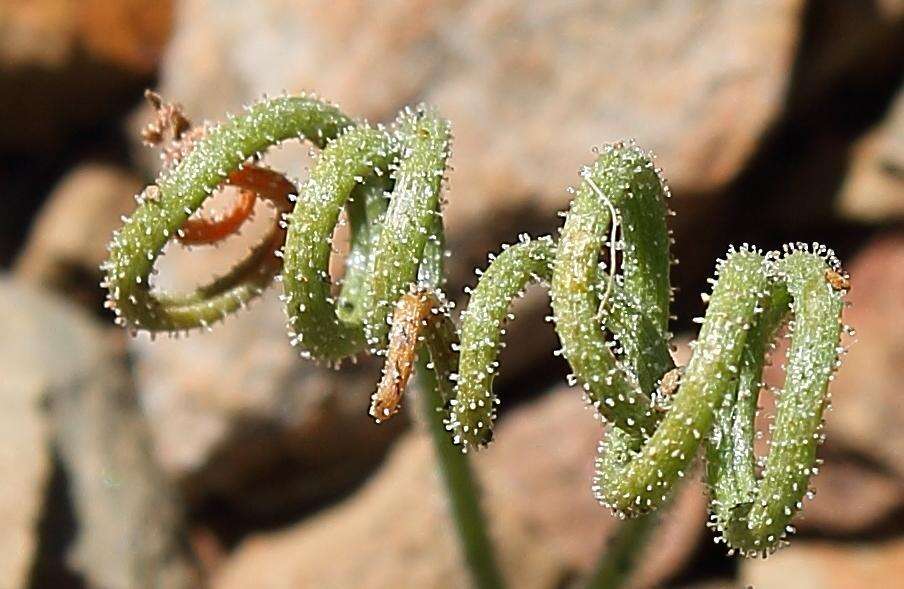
[796,453,904,535]
[0,294,53,587]
[672,582,738,589]
[742,536,904,589]
[15,163,143,311]
[822,235,904,479]
[213,387,706,589]
[0,0,173,149]
[0,0,172,71]
[0,276,195,588]
[154,0,804,230]
[790,1,904,107]
[131,246,404,515]
[837,88,904,222]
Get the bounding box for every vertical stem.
[584,512,658,589]
[417,354,506,589]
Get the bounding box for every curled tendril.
[103,94,848,559]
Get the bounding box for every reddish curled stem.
[178,165,295,245]
[141,91,296,259]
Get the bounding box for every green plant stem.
[104,92,848,570]
[418,353,505,589]
[584,513,657,589]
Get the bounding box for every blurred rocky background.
[1,0,902,587]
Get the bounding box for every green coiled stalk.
[103,96,352,331]
[450,144,847,557]
[104,94,848,588]
[104,94,504,588]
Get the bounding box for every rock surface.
[0,288,53,587]
[214,387,706,589]
[154,0,804,226]
[0,0,172,72]
[838,88,904,222]
[131,282,404,516]
[15,163,144,311]
[0,276,195,588]
[742,536,904,588]
[823,235,904,479]
[796,452,904,535]
[789,1,904,106]
[0,0,173,149]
